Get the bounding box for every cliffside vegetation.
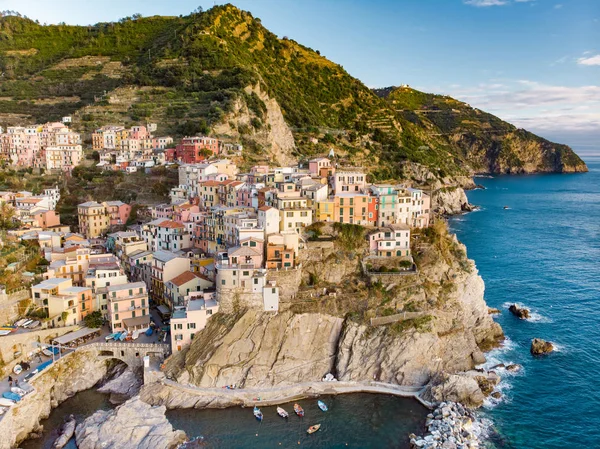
[0,4,586,179]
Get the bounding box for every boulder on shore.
[508,304,530,319]
[52,415,76,449]
[422,373,486,408]
[75,397,186,449]
[531,338,554,355]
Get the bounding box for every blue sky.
[1,0,598,149]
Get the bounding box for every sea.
[449,154,600,449]
[21,155,600,449]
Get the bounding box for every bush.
[83,311,103,328]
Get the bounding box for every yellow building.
[78,201,109,238]
[316,199,335,222]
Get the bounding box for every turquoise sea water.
[449,155,600,449]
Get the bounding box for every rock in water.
[75,397,186,449]
[531,338,554,355]
[508,304,530,319]
[422,373,486,408]
[506,364,522,372]
[53,415,76,449]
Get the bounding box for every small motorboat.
[253,406,263,421]
[105,333,117,341]
[13,364,22,375]
[307,424,321,434]
[21,320,33,328]
[14,319,28,327]
[132,330,140,340]
[25,320,40,329]
[119,332,127,341]
[3,391,20,402]
[0,398,15,407]
[503,206,510,210]
[276,406,289,418]
[42,346,59,357]
[0,330,12,336]
[294,403,304,417]
[145,327,154,336]
[11,387,26,397]
[0,407,6,415]
[317,400,328,412]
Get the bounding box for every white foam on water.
[502,302,552,323]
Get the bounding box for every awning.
[157,305,170,315]
[123,315,150,329]
[52,327,100,345]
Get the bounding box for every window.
[207,309,213,315]
[115,314,119,321]
[272,288,276,293]
[188,323,196,329]
[114,303,118,312]
[132,311,136,318]
[253,278,258,285]
[221,279,226,285]
[250,241,257,247]
[243,271,249,276]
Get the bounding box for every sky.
[0,0,598,150]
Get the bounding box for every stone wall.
[266,266,302,301]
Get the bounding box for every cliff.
[165,223,503,399]
[0,351,114,449]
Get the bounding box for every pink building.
[308,157,331,176]
[103,201,132,227]
[107,282,150,333]
[32,210,61,229]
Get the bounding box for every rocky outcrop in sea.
[75,396,186,449]
[410,401,488,449]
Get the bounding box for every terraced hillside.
[0,4,587,178]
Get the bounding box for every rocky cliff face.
[173,310,343,388]
[0,351,113,449]
[169,226,503,393]
[212,83,297,166]
[434,187,473,216]
[75,396,186,449]
[336,263,501,386]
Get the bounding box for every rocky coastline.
[410,401,489,449]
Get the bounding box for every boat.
[3,392,20,402]
[253,406,263,421]
[0,398,15,407]
[21,320,33,328]
[0,407,6,415]
[105,333,117,341]
[119,332,127,341]
[145,327,154,336]
[293,403,304,417]
[503,206,510,210]
[0,330,12,336]
[14,319,27,327]
[13,364,22,375]
[307,424,321,434]
[25,320,40,329]
[132,330,140,340]
[42,346,60,357]
[318,400,328,412]
[276,406,289,418]
[11,387,26,397]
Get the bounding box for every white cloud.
[554,4,563,8]
[464,0,509,6]
[578,55,600,66]
[436,80,600,135]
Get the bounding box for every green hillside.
[0,5,587,178]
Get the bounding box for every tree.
[83,311,103,328]
[60,311,69,323]
[0,202,16,229]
